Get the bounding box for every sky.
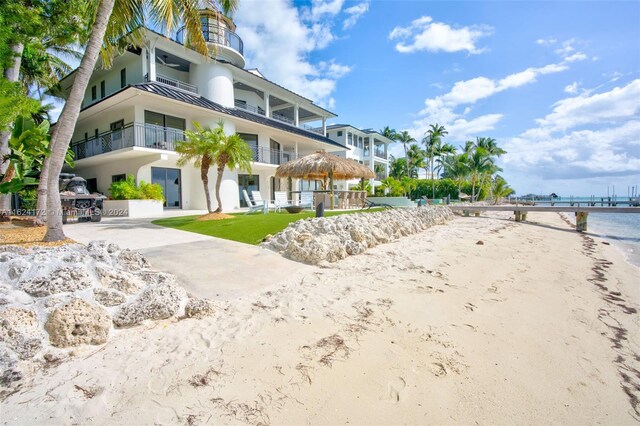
[232,0,640,197]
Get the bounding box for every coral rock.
[93,288,127,307]
[21,267,92,297]
[45,298,111,347]
[185,298,215,319]
[113,282,187,328]
[0,307,42,359]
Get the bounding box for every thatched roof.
[275,151,375,180]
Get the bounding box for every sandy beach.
[2,211,639,425]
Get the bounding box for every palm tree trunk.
[214,163,225,213]
[35,156,50,224]
[0,42,25,215]
[200,155,212,213]
[430,156,435,199]
[44,0,116,242]
[403,143,409,177]
[472,175,477,203]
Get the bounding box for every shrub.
[18,188,37,210]
[109,175,164,201]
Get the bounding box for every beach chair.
[361,198,394,210]
[274,191,292,212]
[251,190,276,212]
[242,189,265,214]
[299,191,314,208]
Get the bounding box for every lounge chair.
[299,191,314,208]
[361,198,394,210]
[251,190,276,212]
[273,191,292,212]
[242,189,265,214]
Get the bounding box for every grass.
[153,208,382,245]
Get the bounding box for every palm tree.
[435,142,456,178]
[379,126,398,141]
[395,130,415,178]
[424,123,448,198]
[176,122,223,213]
[474,137,506,157]
[212,131,252,213]
[490,175,514,204]
[468,147,493,202]
[43,0,239,241]
[444,153,470,196]
[388,155,407,179]
[406,143,425,178]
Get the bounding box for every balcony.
[71,123,185,160]
[175,24,243,57]
[374,148,388,160]
[234,102,324,136]
[156,73,198,94]
[249,145,297,165]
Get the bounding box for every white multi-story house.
[324,124,392,192]
[58,8,345,211]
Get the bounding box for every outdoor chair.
[338,191,348,209]
[273,191,292,212]
[251,190,277,212]
[347,191,356,209]
[242,189,265,214]
[361,197,394,210]
[299,191,314,208]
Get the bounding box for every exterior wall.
[82,53,143,108]
[190,63,235,107]
[71,106,136,143]
[233,89,262,110]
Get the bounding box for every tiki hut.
[275,151,375,209]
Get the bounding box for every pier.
[449,205,640,232]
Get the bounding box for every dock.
[448,205,640,232]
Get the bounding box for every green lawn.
[153,208,382,245]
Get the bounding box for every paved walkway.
[64,211,312,301]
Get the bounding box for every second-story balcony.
[234,101,324,135]
[71,122,299,166]
[156,73,198,94]
[374,147,388,159]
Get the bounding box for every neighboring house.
[324,124,392,192]
[58,7,344,211]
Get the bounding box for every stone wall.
[263,206,454,264]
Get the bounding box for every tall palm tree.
[176,122,223,213]
[43,0,239,241]
[474,136,506,157]
[388,155,407,179]
[406,143,425,178]
[444,153,470,196]
[435,142,456,178]
[424,123,448,198]
[468,147,494,202]
[490,175,514,204]
[212,131,252,213]
[380,126,398,141]
[395,130,415,178]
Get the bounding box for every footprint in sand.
[464,303,476,312]
[383,376,407,403]
[429,362,448,377]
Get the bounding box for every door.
[270,176,281,201]
[238,174,259,207]
[270,139,281,164]
[152,167,182,208]
[109,120,124,151]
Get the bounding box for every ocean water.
[532,198,640,268]
[588,213,640,269]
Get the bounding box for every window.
[144,111,185,130]
[94,128,99,138]
[337,131,343,137]
[144,111,186,148]
[91,85,96,100]
[100,81,105,98]
[84,132,88,141]
[347,132,353,145]
[120,68,126,88]
[238,133,258,161]
[111,174,126,183]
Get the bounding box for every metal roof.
[131,82,344,148]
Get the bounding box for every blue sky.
[234,0,640,196]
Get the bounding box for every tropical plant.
[353,179,372,193]
[468,147,494,202]
[400,176,417,197]
[379,126,398,141]
[388,155,407,179]
[109,175,164,201]
[443,153,470,196]
[211,129,252,213]
[43,0,239,241]
[380,177,403,196]
[490,175,514,204]
[423,123,448,199]
[406,143,425,178]
[395,130,416,178]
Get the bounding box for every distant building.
[324,124,394,193]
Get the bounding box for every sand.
[2,211,639,425]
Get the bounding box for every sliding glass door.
[152,167,181,208]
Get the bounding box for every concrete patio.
[63,211,312,301]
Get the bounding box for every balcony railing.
[235,101,265,116]
[71,122,185,160]
[156,73,198,94]
[249,145,296,165]
[270,111,294,125]
[299,123,324,135]
[374,148,387,159]
[175,24,243,56]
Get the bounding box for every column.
[264,91,270,117]
[322,117,327,135]
[141,47,148,81]
[148,44,156,81]
[294,104,299,127]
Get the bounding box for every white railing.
[156,73,198,94]
[235,101,265,116]
[270,111,295,125]
[299,123,324,135]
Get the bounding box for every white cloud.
[536,37,557,46]
[389,16,492,54]
[235,0,351,108]
[536,79,640,131]
[502,80,640,185]
[343,1,370,30]
[564,82,579,94]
